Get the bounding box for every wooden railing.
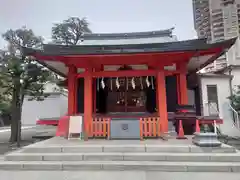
[90,117,111,138]
[139,117,161,139]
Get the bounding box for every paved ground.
[0,126,55,155]
[0,171,240,180]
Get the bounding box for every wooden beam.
[77,70,182,78]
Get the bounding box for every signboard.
[68,115,83,139]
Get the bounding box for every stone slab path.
[0,171,240,180]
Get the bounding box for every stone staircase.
[1,137,240,172]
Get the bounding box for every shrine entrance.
[106,66,148,113]
[107,78,146,113]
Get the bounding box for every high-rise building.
[193,0,240,72]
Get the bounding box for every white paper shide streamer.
[101,77,105,89]
[131,77,136,89]
[146,76,150,87]
[116,77,120,89]
[151,76,154,90]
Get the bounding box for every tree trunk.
[9,78,22,144]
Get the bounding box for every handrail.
[204,102,219,134]
[228,102,240,129]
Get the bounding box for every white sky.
[0,0,197,48]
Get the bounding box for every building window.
[206,85,219,115]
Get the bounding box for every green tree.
[1,27,56,144]
[52,17,92,45]
[228,85,240,113]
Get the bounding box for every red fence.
[139,117,161,139]
[90,117,111,138]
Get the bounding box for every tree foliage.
[52,17,91,45]
[0,27,56,143]
[228,85,240,113]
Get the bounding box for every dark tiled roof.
[81,28,174,40]
[22,38,236,56]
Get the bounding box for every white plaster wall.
[200,77,231,120]
[21,94,68,126]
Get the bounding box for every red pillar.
[84,68,93,140]
[93,78,96,113]
[177,63,188,105]
[68,66,77,115]
[156,71,168,133]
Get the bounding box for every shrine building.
[22,29,236,140]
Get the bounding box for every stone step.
[5,152,240,162]
[21,144,236,153]
[0,160,240,172]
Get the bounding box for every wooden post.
[177,63,188,105]
[84,68,93,140]
[93,78,96,113]
[68,66,77,115]
[156,71,168,133]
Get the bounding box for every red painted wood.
[84,69,93,139]
[77,70,181,78]
[32,47,222,68]
[156,71,168,133]
[67,66,77,115]
[55,116,69,137]
[36,120,59,125]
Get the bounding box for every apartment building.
[193,0,240,72]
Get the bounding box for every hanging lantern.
[140,77,143,90]
[131,77,136,90]
[97,78,99,91]
[151,76,154,90]
[116,77,120,89]
[146,76,150,87]
[101,77,105,89]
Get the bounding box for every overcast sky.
[0,0,196,48]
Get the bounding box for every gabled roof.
[21,37,237,77]
[81,28,174,40]
[23,38,235,56]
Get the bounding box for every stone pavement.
[0,171,240,180]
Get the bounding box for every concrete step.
[5,152,240,162]
[0,160,240,172]
[21,144,236,153]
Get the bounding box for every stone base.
[192,133,222,147]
